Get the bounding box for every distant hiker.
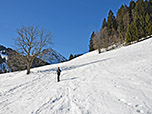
[56,67,61,82]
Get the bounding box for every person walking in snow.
[56,67,61,82]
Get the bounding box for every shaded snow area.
[0,50,9,72]
[0,38,152,114]
[0,50,8,61]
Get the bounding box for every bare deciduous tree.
[14,26,53,74]
[101,27,109,49]
[93,31,102,54]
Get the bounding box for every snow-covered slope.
[0,38,152,114]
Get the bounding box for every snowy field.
[0,38,152,114]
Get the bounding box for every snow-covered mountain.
[50,49,67,63]
[0,46,9,73]
[0,45,66,73]
[39,48,67,64]
[0,38,152,114]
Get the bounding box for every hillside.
[0,38,152,114]
[89,0,152,53]
[0,45,66,73]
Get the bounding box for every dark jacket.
[57,69,61,76]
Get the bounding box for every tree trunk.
[98,48,101,54]
[26,63,31,75]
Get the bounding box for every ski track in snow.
[0,38,152,114]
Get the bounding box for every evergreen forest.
[89,0,152,52]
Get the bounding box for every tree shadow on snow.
[62,58,111,71]
[37,58,111,74]
[62,77,78,81]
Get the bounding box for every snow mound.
[0,38,152,114]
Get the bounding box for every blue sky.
[0,0,133,58]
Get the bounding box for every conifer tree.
[126,20,139,43]
[102,18,107,29]
[129,0,136,9]
[89,32,95,52]
[107,10,116,35]
[116,5,125,42]
[145,13,152,36]
[116,5,125,22]
[69,54,73,60]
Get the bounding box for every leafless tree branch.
[13,25,53,74]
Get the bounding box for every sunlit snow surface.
[0,38,152,114]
